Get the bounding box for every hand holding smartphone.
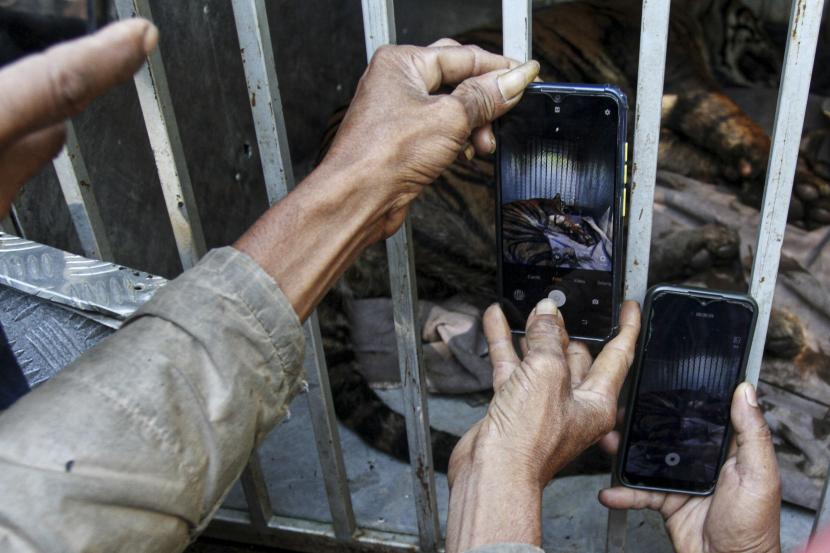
[618,285,758,495]
[495,83,628,342]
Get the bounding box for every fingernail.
[143,22,159,54]
[497,60,540,101]
[488,134,497,154]
[464,143,475,161]
[743,382,758,407]
[536,298,558,315]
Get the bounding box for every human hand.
[0,18,158,216]
[445,299,640,552]
[323,39,539,239]
[600,382,781,553]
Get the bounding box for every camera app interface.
[621,293,754,493]
[499,92,619,337]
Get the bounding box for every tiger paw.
[765,308,806,359]
[648,224,740,284]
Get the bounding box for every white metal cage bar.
[231,0,294,205]
[623,0,671,306]
[231,0,357,540]
[114,0,207,271]
[240,451,274,531]
[52,120,113,261]
[609,1,673,551]
[746,0,826,386]
[502,0,532,63]
[360,1,442,551]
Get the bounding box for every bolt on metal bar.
[240,451,274,531]
[52,121,114,261]
[502,0,532,62]
[113,0,206,271]
[746,0,825,387]
[815,470,830,535]
[360,1,441,551]
[611,1,672,552]
[232,0,357,540]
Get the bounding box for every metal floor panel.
[0,284,113,388]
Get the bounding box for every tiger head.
[698,0,783,87]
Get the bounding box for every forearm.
[235,159,385,321]
[0,248,305,552]
[447,461,543,553]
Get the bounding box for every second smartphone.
[617,285,758,495]
[496,83,628,342]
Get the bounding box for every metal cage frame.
[4,0,829,551]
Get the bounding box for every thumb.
[731,382,780,490]
[450,60,539,130]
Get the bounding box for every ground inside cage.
[213,388,817,553]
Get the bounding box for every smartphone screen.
[497,87,623,340]
[620,289,756,494]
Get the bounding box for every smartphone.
[618,285,758,495]
[495,83,628,342]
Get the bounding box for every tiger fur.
[318,0,811,472]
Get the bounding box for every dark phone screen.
[621,292,755,493]
[498,91,619,338]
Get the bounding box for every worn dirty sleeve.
[0,247,305,553]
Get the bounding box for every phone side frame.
[494,82,628,343]
[616,284,760,496]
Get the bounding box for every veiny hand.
[324,39,539,239]
[445,299,641,552]
[600,382,782,553]
[0,18,158,215]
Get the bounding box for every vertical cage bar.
[240,451,273,531]
[611,2,672,552]
[746,0,824,386]
[231,0,293,204]
[53,121,114,261]
[502,0,532,62]
[6,205,23,238]
[623,0,671,305]
[114,0,207,271]
[232,0,357,540]
[360,1,441,551]
[815,472,830,535]
[301,313,357,539]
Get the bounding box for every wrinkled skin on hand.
[449,300,640,486]
[600,382,782,553]
[324,39,539,239]
[445,299,640,552]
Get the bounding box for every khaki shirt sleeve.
[0,247,305,553]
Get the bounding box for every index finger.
[414,44,520,92]
[579,300,641,397]
[0,19,156,149]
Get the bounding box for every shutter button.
[547,289,567,307]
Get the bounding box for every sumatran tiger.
[316,0,813,473]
